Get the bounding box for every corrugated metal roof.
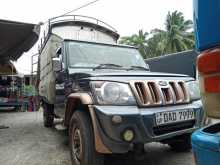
[0,19,40,62]
[0,62,17,75]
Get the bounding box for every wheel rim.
[72,128,83,163]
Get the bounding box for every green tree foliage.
[147,29,167,58]
[119,30,149,58]
[119,11,195,58]
[164,11,194,53]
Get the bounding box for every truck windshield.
[67,41,147,69]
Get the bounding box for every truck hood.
[0,19,40,62]
[68,68,191,79]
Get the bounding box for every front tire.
[42,102,54,127]
[69,111,104,165]
[168,134,192,152]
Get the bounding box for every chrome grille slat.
[135,82,146,104]
[169,82,184,103]
[161,87,173,104]
[147,82,162,105]
[130,80,190,107]
[178,82,190,103]
[148,82,157,103]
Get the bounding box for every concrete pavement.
[0,111,194,165]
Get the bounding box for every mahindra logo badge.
[158,81,168,86]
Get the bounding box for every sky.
[0,0,193,74]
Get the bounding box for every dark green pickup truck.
[38,15,204,165]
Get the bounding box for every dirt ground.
[0,111,194,165]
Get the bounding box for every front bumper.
[92,100,204,153]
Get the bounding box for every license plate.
[155,109,195,126]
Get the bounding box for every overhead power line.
[61,0,101,16]
[41,0,101,24]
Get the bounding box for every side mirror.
[145,63,150,71]
[52,58,62,72]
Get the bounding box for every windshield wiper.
[128,66,150,71]
[93,63,123,70]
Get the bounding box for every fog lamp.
[123,129,134,142]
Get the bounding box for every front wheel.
[69,111,104,165]
[168,134,192,152]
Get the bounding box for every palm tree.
[146,29,167,57]
[147,11,195,56]
[164,11,194,53]
[119,30,149,58]
[119,11,195,58]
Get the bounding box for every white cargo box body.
[47,15,119,44]
[52,25,117,43]
[38,15,119,104]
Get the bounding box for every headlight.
[91,81,136,105]
[186,81,201,101]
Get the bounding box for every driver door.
[54,48,66,118]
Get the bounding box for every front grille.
[130,80,190,107]
[153,120,195,136]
